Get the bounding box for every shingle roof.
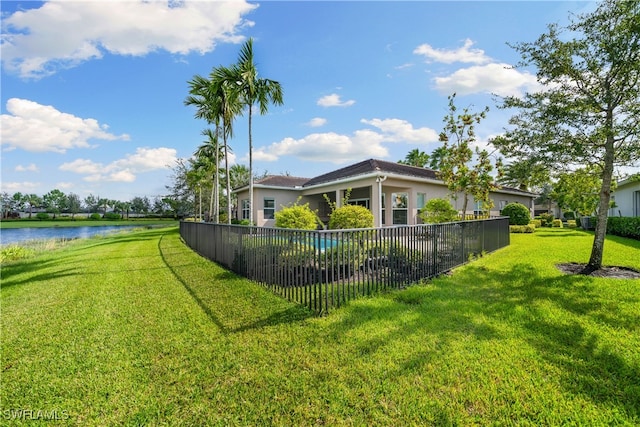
[254,175,309,188]
[303,159,438,187]
[242,159,536,197]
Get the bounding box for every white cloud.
[414,38,491,64]
[317,94,356,108]
[59,159,102,175]
[56,182,75,190]
[360,118,439,143]
[15,163,39,172]
[1,0,257,79]
[433,63,541,97]
[60,147,177,183]
[253,130,388,164]
[112,147,177,171]
[0,181,41,193]
[254,117,439,163]
[0,98,130,153]
[306,117,327,127]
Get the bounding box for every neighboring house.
[233,159,537,227]
[610,175,640,217]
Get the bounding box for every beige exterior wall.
[236,175,536,227]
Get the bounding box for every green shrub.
[275,202,321,230]
[419,198,459,224]
[567,220,577,228]
[35,212,51,221]
[606,217,640,240]
[563,211,576,220]
[530,219,542,228]
[0,245,35,263]
[328,205,374,230]
[501,203,531,225]
[552,219,564,228]
[510,225,536,233]
[89,213,101,221]
[103,212,122,220]
[538,213,555,227]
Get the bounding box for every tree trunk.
[224,135,231,224]
[583,129,615,274]
[248,107,254,226]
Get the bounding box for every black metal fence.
[180,217,510,314]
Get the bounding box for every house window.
[241,199,250,220]
[474,200,487,218]
[381,193,386,225]
[392,192,408,224]
[417,193,426,210]
[264,197,275,220]
[348,198,370,209]
[634,191,640,216]
[499,200,508,211]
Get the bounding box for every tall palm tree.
[399,149,430,168]
[210,66,241,224]
[186,68,242,224]
[234,38,284,225]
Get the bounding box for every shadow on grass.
[158,234,312,334]
[330,261,640,420]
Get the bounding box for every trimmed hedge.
[606,217,640,240]
[552,219,563,228]
[510,224,536,233]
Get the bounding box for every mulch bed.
[556,263,640,279]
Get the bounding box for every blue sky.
[1,0,610,202]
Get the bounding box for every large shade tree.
[491,0,640,273]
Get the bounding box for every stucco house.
[610,175,640,217]
[233,159,537,227]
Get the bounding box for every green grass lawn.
[1,227,638,425]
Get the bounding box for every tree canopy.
[491,0,640,272]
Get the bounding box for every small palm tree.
[194,128,224,222]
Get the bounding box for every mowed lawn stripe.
[1,228,239,424]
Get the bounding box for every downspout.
[376,175,387,228]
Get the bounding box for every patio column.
[376,175,387,228]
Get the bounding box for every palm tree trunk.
[224,135,231,224]
[248,107,254,226]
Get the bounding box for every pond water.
[0,225,143,246]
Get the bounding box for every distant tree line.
[0,190,179,220]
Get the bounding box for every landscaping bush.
[552,219,564,228]
[530,219,542,228]
[510,224,536,233]
[35,212,51,221]
[328,205,374,229]
[563,211,576,220]
[103,212,122,220]
[275,202,321,230]
[538,213,554,227]
[606,217,640,240]
[419,198,459,224]
[89,213,101,221]
[567,220,577,228]
[501,203,530,225]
